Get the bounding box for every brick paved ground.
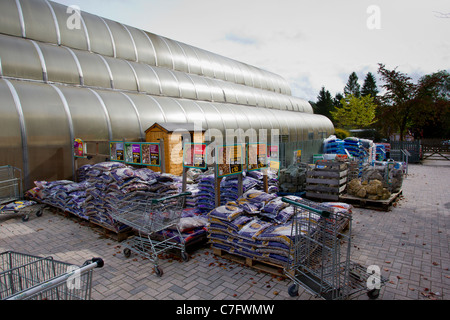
[1,159,448,301]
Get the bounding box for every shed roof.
[145,122,206,134]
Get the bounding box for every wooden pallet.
[46,205,133,241]
[89,219,133,242]
[306,160,348,201]
[339,190,403,211]
[212,247,286,277]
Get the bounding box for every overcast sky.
[52,0,449,102]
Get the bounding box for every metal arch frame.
[184,73,199,100]
[14,0,26,38]
[173,41,191,74]
[3,79,29,187]
[87,88,113,141]
[29,40,48,83]
[144,64,163,95]
[170,98,189,124]
[64,47,85,86]
[78,9,91,52]
[166,69,182,98]
[158,36,175,71]
[50,83,76,179]
[124,60,141,92]
[146,95,168,123]
[43,0,61,46]
[139,30,158,66]
[120,92,145,141]
[191,100,210,130]
[121,24,139,62]
[98,16,117,58]
[96,53,115,89]
[189,45,204,77]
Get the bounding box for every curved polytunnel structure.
[0,0,334,188]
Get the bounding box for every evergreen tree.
[361,72,379,99]
[344,72,361,97]
[313,86,334,121]
[333,92,344,108]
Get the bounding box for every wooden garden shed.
[145,122,205,175]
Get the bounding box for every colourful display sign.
[109,141,124,161]
[293,149,302,164]
[247,143,267,171]
[117,142,160,167]
[183,143,207,169]
[217,144,244,177]
[74,139,85,158]
[143,143,160,167]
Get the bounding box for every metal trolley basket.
[0,165,45,222]
[0,251,104,300]
[282,197,387,300]
[110,192,191,277]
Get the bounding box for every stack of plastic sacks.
[28,180,90,220]
[195,174,216,214]
[219,175,261,205]
[208,190,353,266]
[323,136,346,154]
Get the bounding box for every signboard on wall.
[183,143,207,169]
[247,143,267,171]
[143,143,160,167]
[109,141,124,161]
[111,142,161,167]
[216,144,244,178]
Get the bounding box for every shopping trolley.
[0,165,45,221]
[281,197,387,300]
[110,192,191,277]
[0,251,104,300]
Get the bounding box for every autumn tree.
[377,64,450,140]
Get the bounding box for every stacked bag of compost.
[27,179,90,219]
[208,190,353,266]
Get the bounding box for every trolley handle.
[151,192,192,204]
[281,197,331,218]
[7,257,104,300]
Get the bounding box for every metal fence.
[389,141,421,163]
[279,139,324,168]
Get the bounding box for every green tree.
[333,92,344,108]
[330,94,376,129]
[344,72,361,97]
[361,72,379,99]
[312,86,335,121]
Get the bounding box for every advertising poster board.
[183,143,207,169]
[216,144,244,178]
[247,143,268,171]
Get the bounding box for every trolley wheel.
[36,208,43,217]
[22,214,29,222]
[181,251,190,262]
[288,284,299,297]
[123,248,131,258]
[154,266,163,277]
[367,288,380,299]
